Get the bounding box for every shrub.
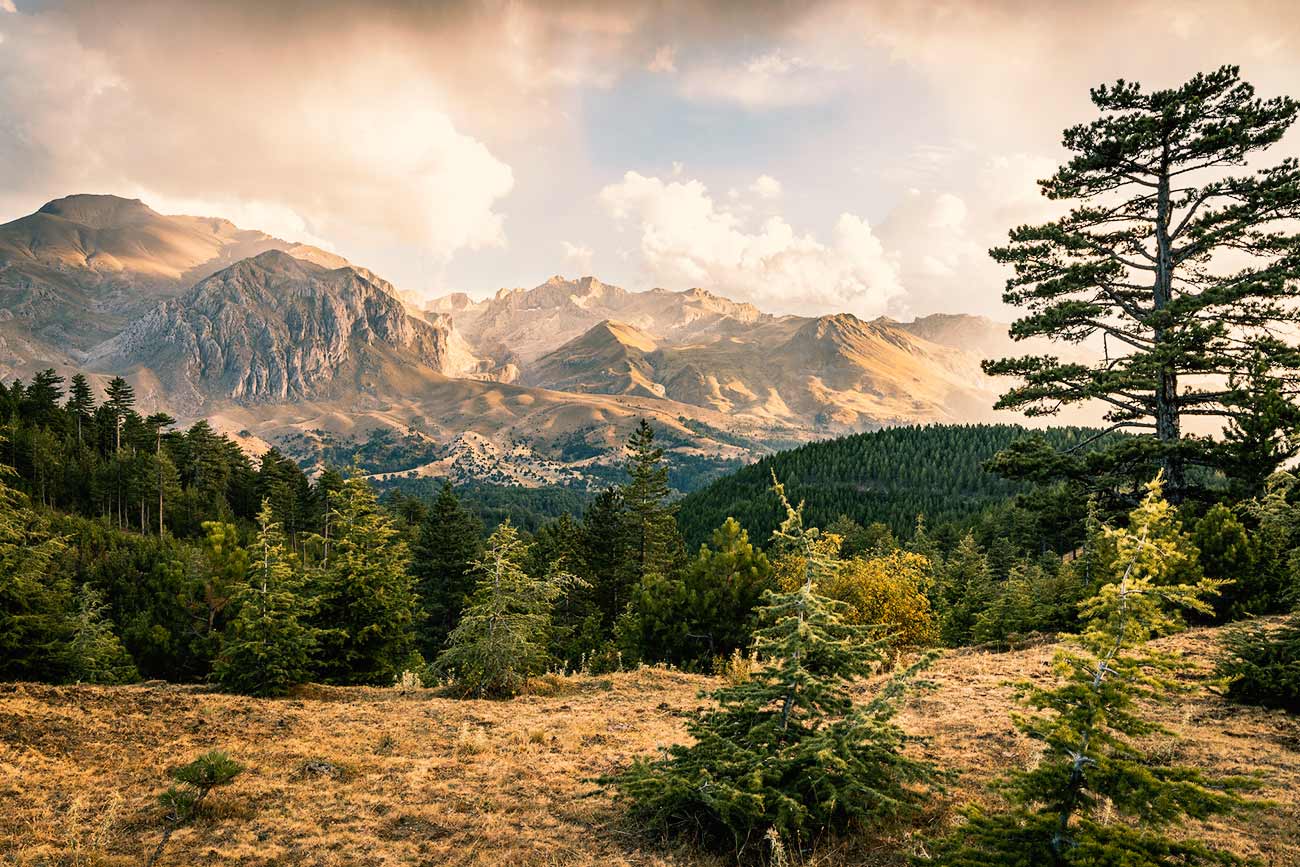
[1217,613,1300,713]
[148,750,244,867]
[603,476,941,856]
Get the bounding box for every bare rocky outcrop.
[92,250,452,410]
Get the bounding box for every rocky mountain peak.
[91,252,452,409]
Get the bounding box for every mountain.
[89,250,456,411]
[520,310,1002,429]
[429,275,768,364]
[523,320,665,398]
[0,194,370,370]
[0,193,1063,490]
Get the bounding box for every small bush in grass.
[148,750,243,866]
[1217,613,1300,713]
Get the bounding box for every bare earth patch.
[1,625,1296,866]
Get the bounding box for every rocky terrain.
[0,194,376,370]
[2,623,1295,866]
[0,194,1066,485]
[90,251,457,412]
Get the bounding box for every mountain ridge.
[0,193,1044,487]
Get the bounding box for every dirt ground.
[1,624,1296,866]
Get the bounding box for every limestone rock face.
[92,250,451,410]
[0,193,378,370]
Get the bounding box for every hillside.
[523,313,1005,429]
[90,250,457,412]
[0,194,370,372]
[675,423,1110,545]
[2,624,1295,866]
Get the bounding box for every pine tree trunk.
[1153,144,1185,499]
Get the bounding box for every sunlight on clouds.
[750,175,783,200]
[601,171,902,317]
[679,49,847,108]
[561,240,595,274]
[647,45,677,73]
[0,9,514,276]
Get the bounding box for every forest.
[5,64,1300,866]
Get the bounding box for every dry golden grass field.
[1,624,1297,867]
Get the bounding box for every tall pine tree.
[410,480,483,656]
[312,469,418,685]
[985,66,1300,500]
[436,520,564,698]
[215,501,317,696]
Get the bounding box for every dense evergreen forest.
[3,365,1297,687]
[675,423,1118,548]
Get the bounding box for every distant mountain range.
[0,194,1048,488]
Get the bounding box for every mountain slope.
[90,250,453,410]
[0,194,367,370]
[430,275,769,364]
[524,312,1003,431]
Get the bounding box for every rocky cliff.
[91,250,452,410]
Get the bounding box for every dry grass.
[1,625,1296,866]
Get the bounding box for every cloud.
[600,171,902,316]
[0,1,15,14]
[647,44,677,73]
[749,174,783,200]
[874,154,1064,316]
[0,3,515,288]
[561,240,595,274]
[679,49,848,108]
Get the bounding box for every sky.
[3,0,1300,319]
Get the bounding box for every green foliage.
[312,470,418,685]
[604,476,941,855]
[66,583,138,684]
[436,520,565,698]
[0,455,70,681]
[53,515,207,679]
[159,750,244,821]
[935,533,995,646]
[620,419,685,587]
[1217,614,1300,713]
[1193,504,1264,620]
[614,421,690,663]
[926,476,1254,867]
[970,560,1087,648]
[214,501,317,696]
[677,423,1105,549]
[410,481,483,656]
[984,65,1300,500]
[618,517,774,668]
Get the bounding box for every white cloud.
[561,240,594,274]
[873,153,1063,316]
[0,1,15,14]
[647,44,676,73]
[133,191,338,252]
[600,171,902,316]
[749,174,783,200]
[679,49,847,108]
[0,5,514,288]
